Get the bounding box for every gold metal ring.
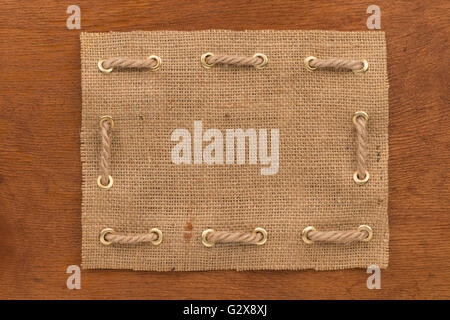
[353,59,369,74]
[302,226,316,244]
[148,55,162,71]
[358,225,373,242]
[352,111,369,126]
[150,228,163,246]
[201,229,215,247]
[353,170,370,185]
[100,228,115,245]
[304,56,318,71]
[97,175,114,190]
[201,53,215,69]
[253,227,268,245]
[253,53,268,69]
[98,60,113,73]
[99,115,114,129]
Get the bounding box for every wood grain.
[0,0,449,299]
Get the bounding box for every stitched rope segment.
[305,56,368,73]
[302,225,373,244]
[307,230,368,243]
[208,231,262,244]
[98,116,113,189]
[99,56,162,73]
[353,111,369,184]
[310,58,363,70]
[202,228,268,246]
[105,232,158,244]
[207,54,262,66]
[100,228,163,246]
[103,57,159,69]
[202,53,268,69]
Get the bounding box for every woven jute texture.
[80,30,389,271]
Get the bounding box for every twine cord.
[102,57,159,69]
[309,58,364,71]
[205,54,263,67]
[99,120,112,186]
[100,228,163,245]
[307,229,369,243]
[105,232,158,244]
[354,115,368,180]
[206,230,263,244]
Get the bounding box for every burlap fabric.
[80,30,389,271]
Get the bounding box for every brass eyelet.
[150,228,163,246]
[253,53,268,69]
[353,171,370,185]
[97,175,114,190]
[353,59,369,74]
[201,229,215,247]
[304,56,318,71]
[100,228,115,245]
[98,60,113,73]
[302,226,316,244]
[99,115,114,129]
[358,225,373,242]
[253,227,268,245]
[148,55,162,71]
[352,111,369,126]
[200,53,215,69]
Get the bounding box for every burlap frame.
[80,30,389,271]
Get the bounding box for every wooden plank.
[0,0,448,299]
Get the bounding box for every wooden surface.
[0,0,449,300]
